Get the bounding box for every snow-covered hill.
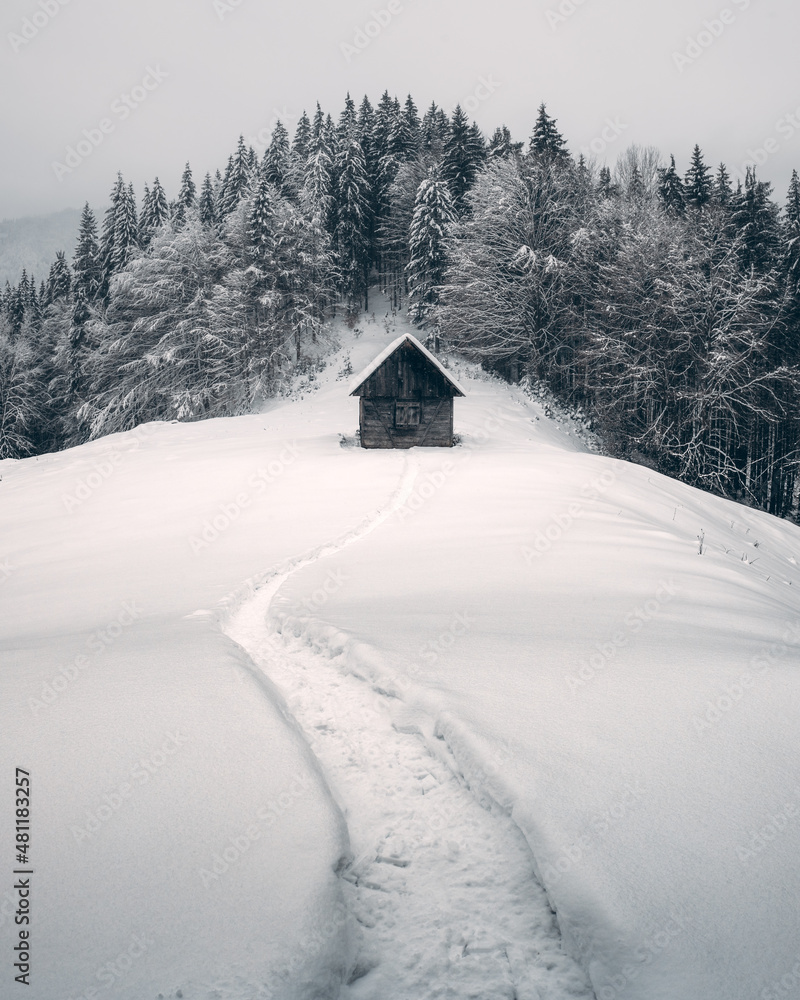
[2,297,799,1000]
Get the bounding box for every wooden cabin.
[350,334,465,448]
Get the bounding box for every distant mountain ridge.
[0,208,89,287]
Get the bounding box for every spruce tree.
[27,279,43,329]
[781,169,800,332]
[219,156,234,208]
[488,125,521,159]
[292,111,312,164]
[46,252,72,304]
[150,178,169,230]
[421,101,449,157]
[598,166,617,199]
[407,170,455,325]
[389,95,420,161]
[249,173,275,266]
[684,145,712,210]
[357,96,375,141]
[732,167,781,272]
[785,169,800,233]
[73,204,101,301]
[140,183,154,242]
[336,139,373,310]
[714,163,733,207]
[99,174,126,298]
[6,283,25,340]
[442,105,483,210]
[141,177,169,245]
[175,162,196,224]
[220,137,252,215]
[303,119,337,232]
[400,95,421,155]
[529,104,569,165]
[658,155,686,216]
[337,93,358,147]
[264,121,291,192]
[627,164,646,203]
[199,173,217,225]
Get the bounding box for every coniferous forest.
[3,93,800,519]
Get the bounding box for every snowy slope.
[3,296,800,1000]
[0,306,413,1000]
[265,326,800,998]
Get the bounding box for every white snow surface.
[3,295,800,1000]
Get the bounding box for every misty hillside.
[0,208,84,287]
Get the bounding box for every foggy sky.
[0,0,798,220]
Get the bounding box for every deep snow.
[2,296,800,1000]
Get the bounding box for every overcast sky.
[0,0,797,220]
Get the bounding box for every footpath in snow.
[224,476,595,1000]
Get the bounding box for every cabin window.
[395,402,421,427]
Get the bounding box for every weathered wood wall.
[360,398,454,449]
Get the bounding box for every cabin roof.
[349,334,466,397]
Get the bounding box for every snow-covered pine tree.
[336,138,373,310]
[141,177,169,245]
[337,93,359,147]
[442,105,483,211]
[178,163,197,218]
[303,119,337,234]
[0,333,51,458]
[658,155,686,216]
[292,111,312,165]
[528,104,569,165]
[220,137,253,215]
[99,176,123,298]
[420,101,449,158]
[779,169,800,357]
[46,252,72,305]
[27,280,43,329]
[371,92,401,214]
[627,163,646,203]
[85,219,241,435]
[125,183,140,247]
[714,164,733,207]
[264,121,291,193]
[684,145,712,210]
[488,125,521,159]
[388,96,420,162]
[140,184,154,243]
[5,280,25,341]
[784,169,800,240]
[357,95,375,144]
[248,171,275,267]
[597,166,617,199]
[199,173,217,226]
[99,174,139,299]
[731,167,782,273]
[406,170,455,325]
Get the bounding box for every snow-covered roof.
[349,333,466,397]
